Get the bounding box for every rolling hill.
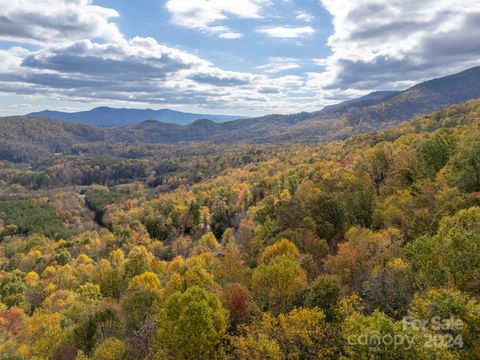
[0,116,106,163]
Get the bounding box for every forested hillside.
[1,99,480,359]
[0,117,107,163]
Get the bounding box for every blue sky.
[96,0,332,72]
[0,0,479,117]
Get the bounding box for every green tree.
[450,137,480,192]
[407,206,480,289]
[417,131,457,177]
[342,310,456,359]
[0,270,27,309]
[408,288,480,358]
[309,192,345,249]
[157,286,227,359]
[124,246,152,280]
[123,271,162,333]
[305,275,341,320]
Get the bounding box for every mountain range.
[2,66,480,163]
[26,107,244,127]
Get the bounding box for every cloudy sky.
[0,0,479,116]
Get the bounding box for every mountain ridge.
[26,107,244,127]
[3,66,480,162]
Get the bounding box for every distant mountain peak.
[190,118,217,126]
[141,119,162,125]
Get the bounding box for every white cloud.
[257,57,300,73]
[314,0,480,90]
[0,0,323,115]
[0,0,323,114]
[219,32,244,39]
[166,0,268,39]
[295,11,314,22]
[0,0,123,44]
[0,37,314,113]
[257,26,315,39]
[313,58,328,67]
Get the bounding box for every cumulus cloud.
[257,26,315,39]
[0,0,323,114]
[0,36,312,113]
[314,0,480,91]
[2,38,213,93]
[21,38,200,81]
[166,0,268,39]
[0,0,122,44]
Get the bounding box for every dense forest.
[1,99,480,359]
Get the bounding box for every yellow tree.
[251,254,307,315]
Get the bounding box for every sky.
[0,0,479,117]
